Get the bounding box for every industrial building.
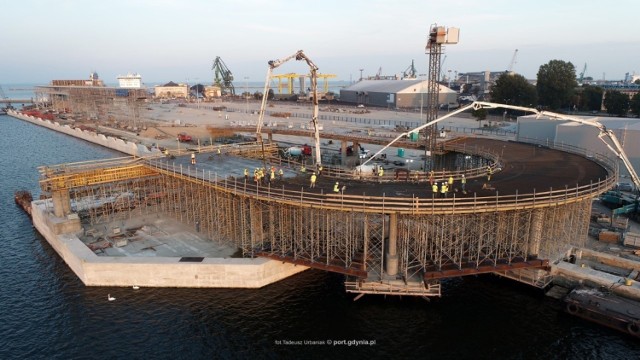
[154,81,188,99]
[517,115,640,178]
[339,79,457,109]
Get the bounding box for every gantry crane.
[257,50,322,167]
[211,56,235,95]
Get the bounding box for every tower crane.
[211,56,235,95]
[507,49,518,73]
[256,50,322,167]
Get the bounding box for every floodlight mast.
[256,50,322,167]
[360,101,639,192]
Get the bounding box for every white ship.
[117,73,143,88]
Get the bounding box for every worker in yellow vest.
[310,172,317,188]
[432,182,438,197]
[333,181,340,193]
[244,168,249,181]
[441,182,449,198]
[191,153,196,165]
[461,174,467,194]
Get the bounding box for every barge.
[564,286,640,338]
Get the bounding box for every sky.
[1,0,639,85]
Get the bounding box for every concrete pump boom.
[360,101,639,192]
[256,50,322,167]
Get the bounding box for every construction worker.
[441,182,449,198]
[217,147,222,156]
[244,168,249,181]
[487,165,492,181]
[333,181,340,193]
[378,166,384,177]
[429,170,435,186]
[310,172,317,188]
[461,174,467,194]
[448,175,454,187]
[317,164,323,175]
[191,153,196,165]
[432,182,438,197]
[270,168,276,182]
[278,168,284,180]
[300,164,306,173]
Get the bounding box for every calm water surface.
[0,114,638,359]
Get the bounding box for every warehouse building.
[339,80,457,109]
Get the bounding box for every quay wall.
[31,201,308,288]
[7,110,161,157]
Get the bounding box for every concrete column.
[341,141,347,165]
[51,189,71,218]
[528,210,544,258]
[385,213,399,276]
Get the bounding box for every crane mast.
[256,50,322,167]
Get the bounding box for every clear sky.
[1,0,638,85]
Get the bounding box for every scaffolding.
[34,85,149,131]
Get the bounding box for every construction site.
[9,27,640,341]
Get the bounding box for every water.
[1,115,639,359]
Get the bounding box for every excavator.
[256,50,322,168]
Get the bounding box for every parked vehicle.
[177,132,192,143]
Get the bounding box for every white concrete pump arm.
[256,50,322,167]
[360,101,639,191]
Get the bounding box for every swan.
[132,285,140,290]
[108,294,116,301]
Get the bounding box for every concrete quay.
[8,109,310,288]
[30,200,307,288]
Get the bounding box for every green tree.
[490,73,538,107]
[536,60,577,110]
[603,90,630,116]
[629,92,640,117]
[580,85,604,112]
[472,107,487,127]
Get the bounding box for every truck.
[177,132,192,143]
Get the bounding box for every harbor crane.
[211,56,235,95]
[507,49,518,73]
[402,60,417,79]
[256,50,322,167]
[578,63,588,84]
[361,101,640,193]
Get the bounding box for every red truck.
[177,132,192,143]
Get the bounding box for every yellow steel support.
[40,164,159,192]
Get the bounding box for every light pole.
[193,77,199,109]
[244,76,249,115]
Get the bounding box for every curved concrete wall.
[8,110,161,157]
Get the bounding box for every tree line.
[484,59,640,118]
